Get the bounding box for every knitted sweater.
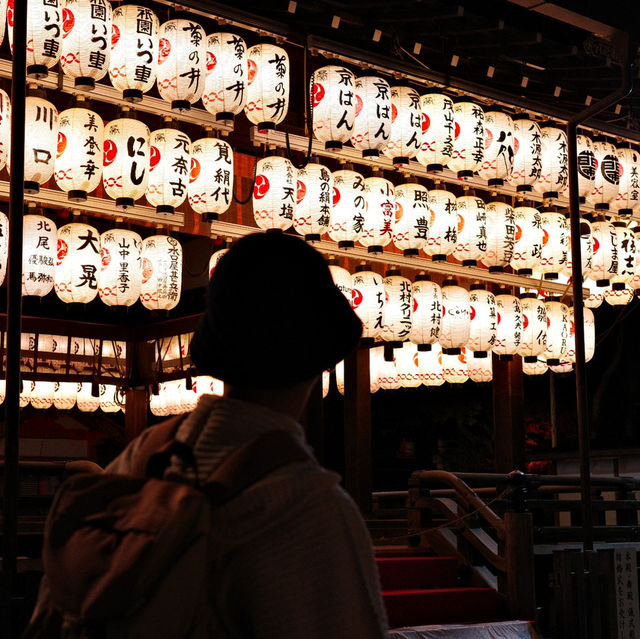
[106,394,390,639]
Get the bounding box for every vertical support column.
[125,388,149,441]
[344,344,372,515]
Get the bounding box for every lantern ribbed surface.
[477,111,514,185]
[293,163,333,239]
[382,273,412,342]
[140,235,182,310]
[100,384,122,413]
[420,343,445,387]
[392,183,430,254]
[361,176,394,250]
[410,277,442,346]
[442,349,469,384]
[507,118,542,192]
[351,76,391,158]
[396,342,422,388]
[518,296,547,359]
[467,288,497,354]
[147,128,191,213]
[539,211,569,279]
[378,348,401,391]
[523,360,548,376]
[510,206,543,274]
[328,264,352,302]
[467,348,493,383]
[335,360,344,395]
[584,278,604,308]
[440,281,471,350]
[424,189,457,258]
[22,214,57,297]
[544,300,570,362]
[586,139,619,210]
[494,293,523,357]
[351,269,384,339]
[480,201,515,271]
[329,169,365,246]
[369,347,382,393]
[382,86,421,165]
[532,126,568,198]
[245,44,289,129]
[613,147,640,215]
[53,381,77,410]
[589,217,617,286]
[55,222,101,304]
[453,195,487,265]
[150,386,168,416]
[252,156,296,231]
[31,381,55,409]
[604,284,633,306]
[98,229,142,307]
[77,382,99,412]
[416,92,454,170]
[448,101,484,179]
[22,96,58,191]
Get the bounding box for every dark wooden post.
[125,389,148,441]
[504,511,536,619]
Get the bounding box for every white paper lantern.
[453,194,486,266]
[77,382,99,412]
[610,222,636,289]
[252,155,296,231]
[510,206,543,276]
[19,373,33,408]
[544,299,570,364]
[0,89,10,172]
[532,125,568,198]
[613,146,640,216]
[328,263,352,301]
[417,91,454,171]
[245,43,289,131]
[202,32,247,123]
[589,217,617,287]
[477,110,514,186]
[440,279,471,352]
[329,169,365,247]
[294,163,332,240]
[98,229,142,307]
[22,214,57,297]
[30,380,55,409]
[562,217,593,280]
[22,96,58,194]
[420,342,445,387]
[147,128,191,214]
[351,76,391,158]
[442,349,468,384]
[382,86,420,165]
[193,375,223,399]
[99,384,121,412]
[310,65,356,151]
[382,271,412,343]
[573,134,596,199]
[60,0,112,89]
[103,118,150,209]
[140,235,182,311]
[53,381,77,410]
[378,348,401,391]
[361,176,394,252]
[424,189,457,260]
[523,359,548,376]
[566,306,595,364]
[467,348,493,383]
[448,101,484,180]
[584,278,604,309]
[586,138,619,211]
[179,380,198,413]
[517,294,547,362]
[0,0,7,46]
[369,346,382,393]
[410,275,442,348]
[550,361,573,374]
[189,137,233,220]
[208,247,228,278]
[395,342,422,388]
[539,210,569,280]
[109,5,159,102]
[480,201,515,272]
[393,182,430,256]
[54,106,103,202]
[334,361,345,395]
[493,293,523,359]
[467,287,497,355]
[506,116,542,193]
[0,211,8,286]
[150,386,168,416]
[351,267,384,339]
[9,0,62,78]
[321,370,330,398]
[604,284,633,306]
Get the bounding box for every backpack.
[23,414,312,639]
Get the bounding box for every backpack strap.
[131,414,188,477]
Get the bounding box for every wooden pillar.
[125,388,148,441]
[344,344,372,515]
[302,376,325,465]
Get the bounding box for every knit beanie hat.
[189,232,362,388]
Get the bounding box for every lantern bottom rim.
[325,141,343,151]
[596,279,610,287]
[427,163,444,172]
[462,259,477,267]
[488,178,504,187]
[404,248,419,257]
[442,347,461,355]
[338,240,354,248]
[305,234,321,242]
[543,272,559,280]
[216,112,235,123]
[393,156,409,166]
[472,351,488,359]
[202,212,219,222]
[156,205,175,215]
[122,89,143,103]
[546,358,560,366]
[172,100,192,112]
[457,170,474,180]
[74,77,96,90]
[523,356,539,363]
[24,181,40,195]
[516,184,532,193]
[498,354,514,361]
[594,203,610,211]
[26,64,49,80]
[116,197,135,209]
[616,208,633,216]
[67,190,87,203]
[612,282,627,291]
[417,344,432,352]
[543,191,559,199]
[488,266,504,273]
[431,254,447,262]
[367,245,383,254]
[516,268,533,276]
[362,149,380,158]
[256,122,276,133]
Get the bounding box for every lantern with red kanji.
[361,176,395,252]
[252,155,296,231]
[329,169,365,247]
[517,293,547,362]
[510,206,543,276]
[613,146,640,216]
[493,292,523,360]
[539,209,569,281]
[544,298,570,364]
[448,101,484,180]
[506,116,542,193]
[409,274,441,349]
[480,200,515,273]
[532,125,568,199]
[453,194,486,266]
[22,214,57,297]
[293,163,332,241]
[477,109,514,186]
[585,137,619,211]
[440,279,470,353]
[140,235,182,311]
[382,86,421,166]
[467,285,497,357]
[416,91,454,172]
[392,183,430,256]
[351,266,384,340]
[382,270,412,344]
[351,76,392,158]
[98,229,142,307]
[424,188,457,260]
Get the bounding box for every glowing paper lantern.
[453,194,486,266]
[0,211,8,286]
[392,183,430,256]
[189,137,233,221]
[395,342,422,388]
[208,248,228,278]
[109,5,160,102]
[442,350,468,384]
[351,76,391,158]
[54,381,77,410]
[539,210,569,280]
[562,217,593,280]
[369,347,382,393]
[202,33,247,123]
[100,384,121,413]
[480,201,515,272]
[440,279,471,352]
[77,382,99,412]
[417,91,454,171]
[507,116,542,193]
[351,267,384,340]
[361,176,394,252]
[310,65,356,151]
[586,138,619,211]
[55,222,101,304]
[550,361,573,374]
[510,206,543,276]
[147,128,191,214]
[0,89,10,172]
[532,125,568,199]
[329,169,365,247]
[31,380,55,409]
[60,0,112,89]
[523,360,548,376]
[9,0,62,78]
[493,293,523,359]
[378,348,400,391]
[54,106,103,202]
[544,299,570,364]
[420,343,445,387]
[19,374,33,408]
[610,222,636,289]
[382,270,412,343]
[335,361,344,395]
[103,118,150,209]
[22,96,58,194]
[449,101,484,180]
[140,235,182,311]
[0,0,7,46]
[584,278,604,309]
[98,229,142,307]
[477,110,514,186]
[566,306,595,364]
[589,217,617,287]
[467,286,497,356]
[328,263,352,301]
[193,375,223,399]
[467,348,493,383]
[252,155,296,231]
[604,284,633,306]
[293,163,332,241]
[613,146,640,216]
[574,134,596,199]
[150,386,168,417]
[410,275,442,348]
[22,214,57,297]
[382,86,420,165]
[245,43,289,131]
[424,189,457,260]
[322,371,329,398]
[517,293,547,362]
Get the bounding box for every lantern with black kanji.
[467,347,493,383]
[103,117,150,209]
[293,163,332,241]
[252,155,296,231]
[22,214,57,297]
[610,221,636,289]
[329,169,365,247]
[416,91,454,172]
[589,216,617,287]
[54,106,103,202]
[109,5,159,102]
[60,0,112,89]
[585,137,619,211]
[493,292,522,360]
[22,95,58,194]
[517,293,547,362]
[351,266,384,340]
[310,65,356,151]
[562,217,593,280]
[382,86,421,166]
[544,298,570,364]
[328,262,351,302]
[409,274,441,349]
[480,200,515,273]
[147,127,191,214]
[245,43,289,131]
[350,76,391,158]
[539,208,569,281]
[98,229,142,307]
[420,342,445,387]
[442,349,468,384]
[506,116,541,192]
[477,109,514,186]
[467,285,497,357]
[392,183,429,256]
[424,188,457,260]
[532,124,568,199]
[157,19,206,111]
[189,137,233,221]
[382,270,412,344]
[453,194,486,266]
[54,222,101,304]
[510,206,543,276]
[573,134,596,200]
[448,101,484,180]
[440,279,470,353]
[140,235,183,311]
[0,89,10,172]
[361,176,394,252]
[613,146,640,216]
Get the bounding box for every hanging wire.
[232,155,258,205]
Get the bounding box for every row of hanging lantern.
[149,375,224,416]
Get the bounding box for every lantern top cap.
[442,278,459,287]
